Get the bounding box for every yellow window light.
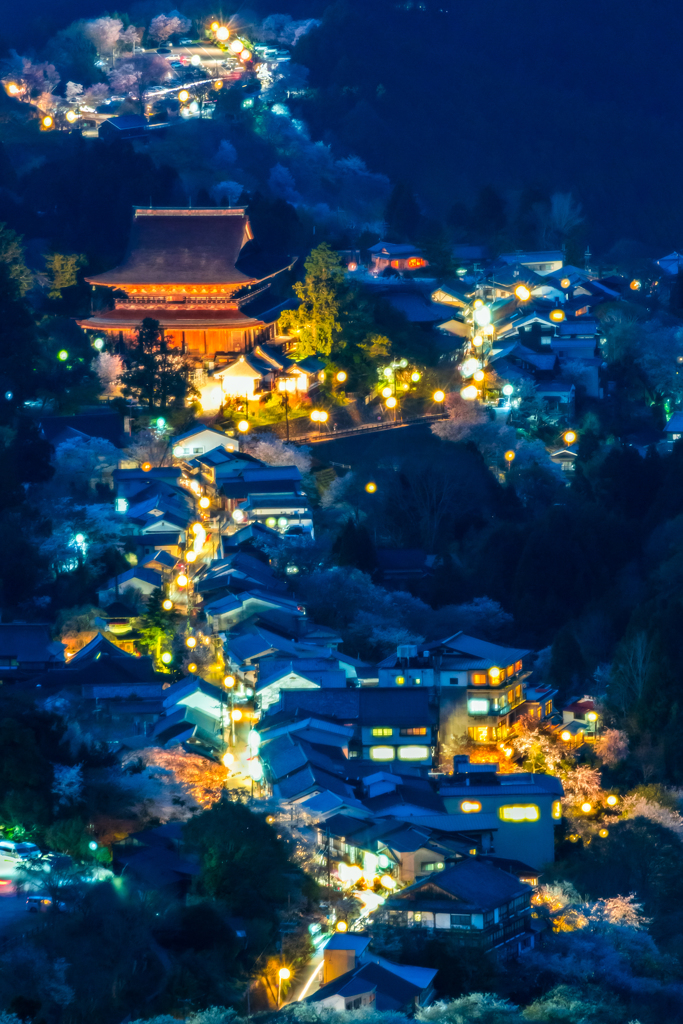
[549,308,566,323]
[552,800,562,820]
[461,800,482,813]
[489,666,501,679]
[499,805,540,822]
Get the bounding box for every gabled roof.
[103,566,163,591]
[308,960,433,1009]
[0,624,65,664]
[277,688,436,727]
[172,424,235,445]
[86,208,255,287]
[368,242,422,257]
[666,412,683,433]
[385,859,530,912]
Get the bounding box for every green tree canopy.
[280,244,347,357]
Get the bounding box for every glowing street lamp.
[230,39,244,53]
[222,751,235,766]
[365,481,377,494]
[433,390,445,402]
[473,304,491,327]
[161,651,172,664]
[231,708,243,722]
[560,730,571,742]
[514,284,531,301]
[65,110,78,123]
[186,636,197,648]
[335,920,348,933]
[460,385,478,401]
[57,349,68,361]
[162,599,173,611]
[581,802,592,814]
[606,794,618,807]
[586,711,598,723]
[385,396,397,409]
[237,420,249,432]
[504,450,516,463]
[187,662,197,673]
[224,675,236,687]
[336,370,347,383]
[502,384,514,397]
[186,550,197,562]
[381,386,392,398]
[178,89,190,102]
[42,115,53,129]
[199,496,210,509]
[411,371,421,382]
[473,369,485,382]
[210,21,220,31]
[215,25,229,41]
[240,50,252,61]
[563,430,577,445]
[277,967,291,1007]
[176,573,188,587]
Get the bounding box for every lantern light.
[503,384,514,396]
[224,675,235,687]
[176,573,188,587]
[7,83,19,95]
[279,968,291,981]
[318,410,328,422]
[211,21,220,31]
[606,794,619,806]
[347,262,358,271]
[231,709,243,722]
[549,308,566,323]
[599,828,609,838]
[586,711,598,722]
[386,396,397,408]
[230,39,244,53]
[581,802,592,813]
[630,279,641,291]
[563,430,577,445]
[560,277,571,289]
[381,386,392,398]
[186,550,197,562]
[237,420,249,432]
[65,110,78,123]
[161,652,172,664]
[473,305,491,326]
[42,115,53,128]
[504,450,516,462]
[187,663,197,672]
[514,284,531,301]
[141,461,152,472]
[411,371,421,382]
[240,50,252,61]
[162,599,173,611]
[473,369,485,382]
[215,26,229,41]
[473,299,484,309]
[561,730,571,741]
[199,496,210,509]
[178,89,190,102]
[460,385,478,401]
[433,390,445,402]
[186,636,197,648]
[336,371,347,383]
[380,874,396,889]
[365,482,377,494]
[335,920,348,932]
[472,335,483,347]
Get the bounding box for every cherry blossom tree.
[148,11,191,43]
[108,53,169,112]
[83,17,124,58]
[595,727,629,766]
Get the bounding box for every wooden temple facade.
[79,208,294,360]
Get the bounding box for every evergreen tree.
[280,244,346,357]
[136,588,179,669]
[384,181,421,241]
[420,224,457,280]
[0,262,41,418]
[121,318,196,410]
[332,518,376,573]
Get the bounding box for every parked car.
[157,47,172,55]
[26,895,66,913]
[178,38,193,45]
[0,841,40,861]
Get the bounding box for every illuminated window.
[370,746,395,761]
[372,728,392,736]
[460,800,481,813]
[519,876,538,886]
[507,689,514,704]
[421,861,444,872]
[471,673,487,686]
[468,698,490,715]
[544,701,553,716]
[469,726,492,743]
[515,685,521,700]
[395,676,405,686]
[398,745,430,760]
[552,800,562,820]
[515,661,522,672]
[400,727,426,736]
[413,912,422,922]
[499,805,540,822]
[507,665,514,676]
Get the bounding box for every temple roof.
[77,308,267,331]
[86,208,259,287]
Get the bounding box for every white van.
[0,841,40,861]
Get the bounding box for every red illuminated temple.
[78,207,295,359]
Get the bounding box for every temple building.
[78,207,295,360]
